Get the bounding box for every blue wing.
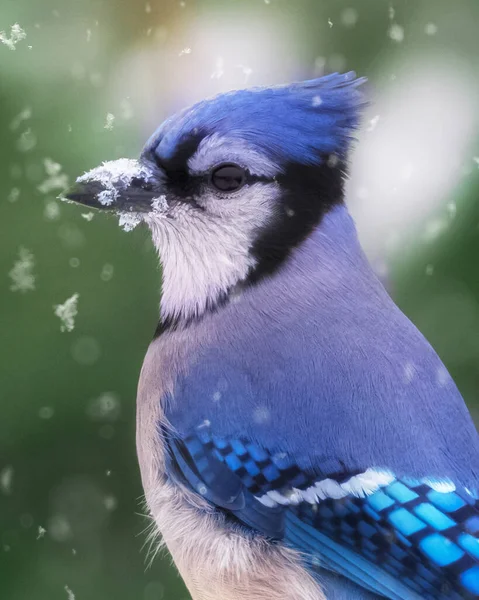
[163,423,479,600]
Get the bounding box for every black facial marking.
[153,287,233,338]
[153,156,345,337]
[154,131,205,175]
[248,157,346,284]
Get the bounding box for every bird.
[65,72,479,600]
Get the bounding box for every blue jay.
[65,73,479,600]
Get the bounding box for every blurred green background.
[1,1,479,598]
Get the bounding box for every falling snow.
[8,187,20,203]
[237,64,253,83]
[423,218,448,241]
[16,128,37,152]
[104,495,118,511]
[9,247,36,293]
[403,361,416,383]
[178,47,191,56]
[104,113,115,130]
[100,264,114,281]
[38,158,69,194]
[311,95,322,107]
[39,406,54,419]
[10,107,32,131]
[388,24,404,43]
[367,115,380,132]
[37,526,46,540]
[44,200,61,220]
[211,56,224,79]
[81,212,94,221]
[0,466,14,494]
[120,98,133,120]
[340,8,358,28]
[53,293,79,333]
[87,392,121,421]
[425,23,438,36]
[0,23,27,50]
[64,585,75,600]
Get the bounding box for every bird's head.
[65,72,365,328]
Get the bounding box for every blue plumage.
[165,419,479,598]
[145,72,366,168]
[162,206,479,598]
[165,207,479,486]
[67,72,479,600]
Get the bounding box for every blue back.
[166,206,479,484]
[161,205,479,599]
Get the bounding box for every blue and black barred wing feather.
[163,424,479,600]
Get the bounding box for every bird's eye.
[210,164,246,192]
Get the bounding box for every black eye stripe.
[210,163,246,192]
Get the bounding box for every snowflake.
[367,115,380,132]
[104,495,117,511]
[8,187,20,203]
[10,107,32,131]
[151,195,168,213]
[37,526,46,540]
[64,585,75,600]
[44,200,61,221]
[120,99,133,120]
[211,57,224,80]
[54,293,79,333]
[340,8,358,28]
[104,113,115,130]
[38,158,69,194]
[76,159,152,207]
[16,128,36,152]
[97,189,117,206]
[237,64,253,83]
[87,392,121,421]
[9,247,36,293]
[388,23,404,42]
[118,212,142,232]
[0,466,13,494]
[0,23,26,50]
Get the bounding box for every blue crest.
[147,72,367,167]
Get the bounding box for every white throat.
[146,208,255,323]
[145,183,279,324]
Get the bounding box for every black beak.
[61,159,167,214]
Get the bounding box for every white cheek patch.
[147,182,279,323]
[77,158,153,206]
[188,133,281,178]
